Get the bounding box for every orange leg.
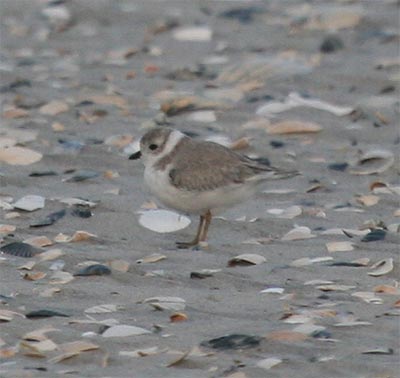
[176,214,206,249]
[176,210,212,249]
[199,210,212,242]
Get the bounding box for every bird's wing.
[168,141,257,191]
[238,155,299,181]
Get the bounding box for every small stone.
[320,35,344,53]
[74,264,111,276]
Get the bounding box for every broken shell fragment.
[326,241,354,253]
[0,242,42,258]
[13,195,45,212]
[228,253,266,267]
[144,296,186,311]
[281,226,316,241]
[368,258,394,277]
[266,120,322,135]
[102,325,151,338]
[172,26,212,42]
[350,149,394,175]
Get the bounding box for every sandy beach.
[0,1,399,377]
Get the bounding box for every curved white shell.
[138,210,190,233]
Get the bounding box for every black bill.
[129,151,142,160]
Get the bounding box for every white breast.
[144,164,189,211]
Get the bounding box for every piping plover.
[130,127,297,248]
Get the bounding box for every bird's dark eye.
[149,144,158,151]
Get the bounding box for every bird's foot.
[176,240,199,249]
[176,240,209,250]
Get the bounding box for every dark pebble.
[328,162,348,171]
[58,139,85,152]
[332,202,353,209]
[246,94,274,103]
[320,35,344,53]
[92,109,108,117]
[312,330,332,339]
[0,242,42,258]
[17,58,36,66]
[87,138,104,145]
[29,171,58,177]
[270,140,285,148]
[66,170,100,182]
[76,100,94,106]
[0,79,31,93]
[361,229,386,242]
[219,6,264,24]
[24,367,48,372]
[201,334,262,350]
[25,309,69,319]
[328,261,365,267]
[380,85,396,94]
[70,206,92,218]
[74,264,111,276]
[299,200,316,206]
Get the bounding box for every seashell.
[228,253,266,267]
[257,357,282,370]
[85,304,119,314]
[173,26,212,41]
[138,210,190,233]
[102,325,151,338]
[368,258,394,277]
[136,253,166,264]
[1,242,42,258]
[266,120,322,135]
[326,241,354,253]
[25,309,69,319]
[39,100,69,115]
[350,149,394,175]
[0,147,42,165]
[144,296,186,311]
[13,195,45,211]
[282,226,316,241]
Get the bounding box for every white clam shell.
[138,210,190,233]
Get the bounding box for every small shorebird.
[130,127,297,248]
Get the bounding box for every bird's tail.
[268,167,300,180]
[246,167,300,183]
